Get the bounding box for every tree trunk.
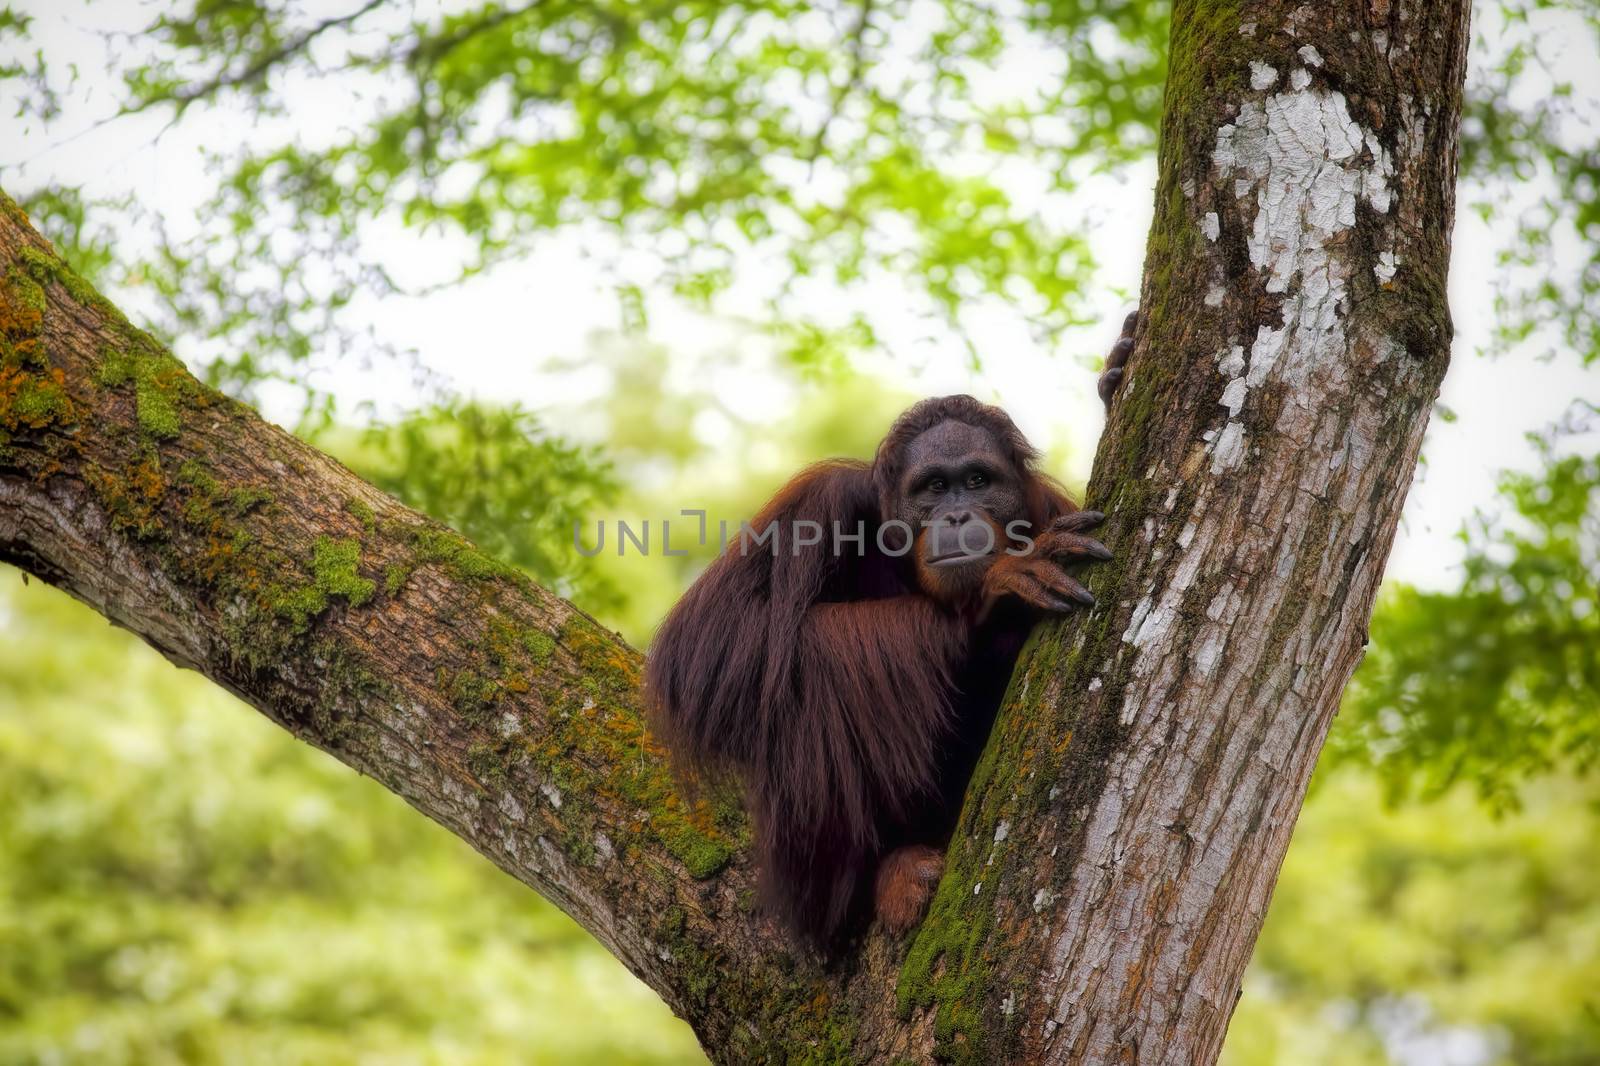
[0,0,1467,1062]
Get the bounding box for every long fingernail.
[1089,542,1113,561]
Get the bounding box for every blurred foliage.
[333,400,623,610]
[0,575,706,1066]
[1458,3,1600,363]
[1331,434,1600,809]
[1,0,1595,415]
[1225,769,1600,1066]
[2,0,1138,404]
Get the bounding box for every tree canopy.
[5,0,1598,402]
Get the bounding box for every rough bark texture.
[895,1,1470,1062]
[0,0,1467,1062]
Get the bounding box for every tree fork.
[0,0,1467,1061]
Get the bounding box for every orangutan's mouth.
[926,550,995,568]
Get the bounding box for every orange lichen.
[0,364,72,431]
[82,451,167,538]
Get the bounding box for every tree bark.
[0,1,1468,1062]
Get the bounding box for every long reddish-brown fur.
[645,396,1074,946]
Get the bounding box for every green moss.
[558,615,639,696]
[562,825,598,866]
[15,238,129,326]
[384,563,412,596]
[523,630,556,664]
[653,907,714,999]
[81,450,167,539]
[177,460,267,534]
[661,824,734,880]
[0,368,71,430]
[432,617,541,721]
[171,455,376,685]
[229,486,273,515]
[136,382,181,437]
[410,526,520,582]
[0,190,24,225]
[453,544,517,581]
[15,247,56,287]
[476,615,746,882]
[1,254,48,378]
[466,741,511,788]
[265,584,331,630]
[1146,0,1248,249]
[893,598,1137,1061]
[896,834,1000,1061]
[311,536,375,608]
[1162,1,1247,142]
[176,459,219,496]
[391,571,740,883]
[439,666,500,718]
[6,267,44,322]
[259,536,375,630]
[782,990,861,1066]
[61,269,129,324]
[306,637,384,743]
[575,724,739,880]
[13,375,67,422]
[640,889,861,1061]
[347,497,376,532]
[97,345,194,440]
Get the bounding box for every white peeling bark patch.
[1205,83,1395,473]
[1214,88,1392,294]
[1375,249,1399,284]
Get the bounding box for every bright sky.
[4,1,1598,592]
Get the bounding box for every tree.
[0,1,1471,1062]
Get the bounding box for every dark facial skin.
[896,417,1115,612]
[896,420,1026,596]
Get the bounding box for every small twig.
[403,1,546,184]
[807,0,876,165]
[405,0,544,69]
[133,0,388,115]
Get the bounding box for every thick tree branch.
[0,191,886,1062]
[0,0,1469,1062]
